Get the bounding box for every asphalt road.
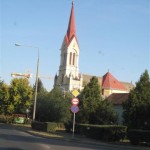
[0,123,149,150]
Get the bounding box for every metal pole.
[32,48,39,121]
[15,44,39,121]
[72,112,75,138]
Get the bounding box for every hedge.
[76,124,127,142]
[127,129,150,145]
[31,121,64,133]
[0,115,14,124]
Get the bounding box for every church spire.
[65,1,76,45]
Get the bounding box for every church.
[54,2,133,98]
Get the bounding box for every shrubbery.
[127,129,150,145]
[31,121,64,133]
[0,115,13,124]
[75,124,127,141]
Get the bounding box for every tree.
[0,80,10,115]
[77,76,117,124]
[123,70,150,129]
[33,78,47,93]
[31,78,48,118]
[9,78,33,114]
[36,87,72,123]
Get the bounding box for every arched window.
[69,52,72,65]
[63,54,66,65]
[73,53,75,66]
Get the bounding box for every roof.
[82,73,134,92]
[82,74,102,85]
[64,2,78,46]
[106,93,129,105]
[102,71,127,91]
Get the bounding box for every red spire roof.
[65,2,77,45]
[102,71,127,91]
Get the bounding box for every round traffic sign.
[71,98,79,105]
[71,105,79,113]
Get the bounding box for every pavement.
[11,124,150,150]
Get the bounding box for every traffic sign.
[71,105,79,113]
[72,90,80,97]
[71,98,79,105]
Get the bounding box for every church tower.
[54,2,83,91]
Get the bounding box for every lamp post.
[26,108,29,119]
[15,43,39,121]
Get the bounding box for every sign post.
[71,90,80,138]
[72,113,75,138]
[71,105,79,138]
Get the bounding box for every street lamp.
[26,108,29,119]
[15,43,39,121]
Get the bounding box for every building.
[54,2,83,91]
[82,72,133,97]
[54,2,134,97]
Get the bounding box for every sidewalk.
[12,124,150,150]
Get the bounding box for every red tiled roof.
[106,93,129,105]
[65,2,78,46]
[102,71,127,91]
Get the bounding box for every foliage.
[9,78,33,114]
[0,81,10,115]
[0,115,14,124]
[31,121,58,133]
[33,78,47,93]
[36,87,72,123]
[93,100,118,124]
[77,76,118,124]
[123,70,150,129]
[127,129,150,145]
[76,124,127,141]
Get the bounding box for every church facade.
[54,2,133,97]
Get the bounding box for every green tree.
[9,78,33,114]
[33,78,47,93]
[0,80,10,115]
[36,87,72,123]
[77,76,117,124]
[32,78,48,119]
[123,70,150,129]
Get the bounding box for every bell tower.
[54,2,83,91]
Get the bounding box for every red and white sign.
[71,98,79,105]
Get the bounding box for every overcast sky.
[0,0,150,91]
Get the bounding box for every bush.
[46,122,57,133]
[31,121,46,131]
[0,115,13,124]
[64,121,73,132]
[56,123,65,130]
[76,124,127,142]
[31,121,63,133]
[128,129,150,145]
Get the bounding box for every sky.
[0,0,150,91]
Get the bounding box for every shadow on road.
[0,148,24,150]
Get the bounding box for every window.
[73,53,75,66]
[69,52,72,65]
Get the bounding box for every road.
[0,123,149,150]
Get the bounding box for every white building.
[54,2,83,91]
